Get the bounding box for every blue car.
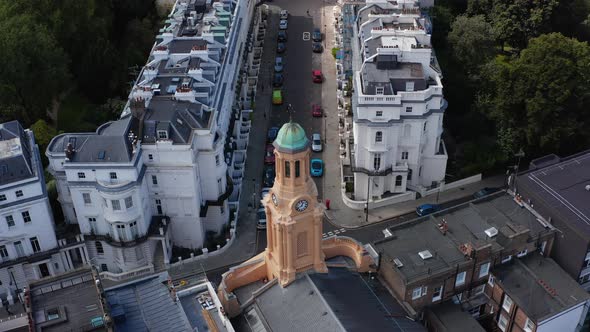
[274,57,284,72]
[310,158,324,177]
[267,127,279,142]
[416,204,440,216]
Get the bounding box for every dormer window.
[376,87,384,95]
[406,82,414,92]
[157,130,168,139]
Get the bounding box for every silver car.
[312,133,322,152]
[280,10,289,20]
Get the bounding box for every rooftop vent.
[418,250,433,260]
[585,184,590,191]
[393,258,404,268]
[484,227,498,238]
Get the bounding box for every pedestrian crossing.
[322,228,347,238]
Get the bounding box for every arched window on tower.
[295,161,301,177]
[285,161,290,178]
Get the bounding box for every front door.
[38,263,50,278]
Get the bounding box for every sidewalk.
[324,175,506,228]
[168,7,279,280]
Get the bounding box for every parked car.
[274,57,284,72]
[312,70,323,83]
[267,126,279,142]
[279,20,288,30]
[311,133,322,152]
[312,104,323,117]
[273,73,283,87]
[416,204,440,217]
[272,90,283,105]
[310,159,324,177]
[277,30,288,42]
[263,165,275,187]
[473,187,500,199]
[257,208,267,229]
[280,9,289,19]
[264,144,275,164]
[312,42,323,53]
[259,187,271,208]
[312,28,322,42]
[277,42,286,53]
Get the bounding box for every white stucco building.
[0,121,88,300]
[347,0,448,201]
[46,0,256,274]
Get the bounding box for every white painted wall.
[537,301,590,332]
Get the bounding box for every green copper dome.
[273,121,309,153]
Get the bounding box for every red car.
[312,70,323,83]
[312,104,323,117]
[264,144,275,164]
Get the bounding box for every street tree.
[479,33,590,156]
[448,15,495,74]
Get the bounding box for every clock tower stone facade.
[263,122,328,286]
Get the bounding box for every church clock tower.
[262,121,327,287]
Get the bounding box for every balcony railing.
[85,216,170,248]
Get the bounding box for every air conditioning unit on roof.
[485,227,498,238]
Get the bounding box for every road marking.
[303,32,310,41]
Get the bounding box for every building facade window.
[148,154,153,160]
[109,172,117,180]
[116,224,126,241]
[22,211,31,223]
[125,196,133,209]
[285,161,291,178]
[408,169,413,181]
[455,271,466,286]
[376,87,384,95]
[524,318,535,332]
[215,154,221,166]
[111,200,121,211]
[406,82,414,91]
[501,255,512,264]
[158,131,168,139]
[95,241,104,254]
[217,178,223,195]
[432,285,443,302]
[405,106,413,113]
[401,151,409,160]
[498,314,508,332]
[411,286,427,300]
[152,175,158,185]
[14,241,24,257]
[0,194,5,201]
[295,161,301,177]
[83,193,92,204]
[376,111,383,117]
[130,221,138,239]
[373,154,381,171]
[479,262,490,278]
[15,190,23,198]
[488,275,495,287]
[0,245,7,260]
[77,172,86,179]
[395,175,402,186]
[30,237,41,253]
[375,131,383,143]
[88,218,97,233]
[6,215,15,227]
[101,264,108,272]
[502,295,513,313]
[517,248,528,257]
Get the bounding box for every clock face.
[271,193,278,206]
[295,199,309,212]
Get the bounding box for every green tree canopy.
[0,13,70,124]
[479,33,590,156]
[448,15,495,74]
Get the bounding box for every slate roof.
[238,267,424,332]
[427,304,485,332]
[493,253,590,322]
[105,272,192,332]
[0,121,34,185]
[517,151,590,238]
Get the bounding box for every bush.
[331,47,340,59]
[345,182,354,193]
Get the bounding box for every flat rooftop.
[29,268,106,332]
[493,253,590,321]
[375,192,552,282]
[0,121,34,185]
[518,151,590,237]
